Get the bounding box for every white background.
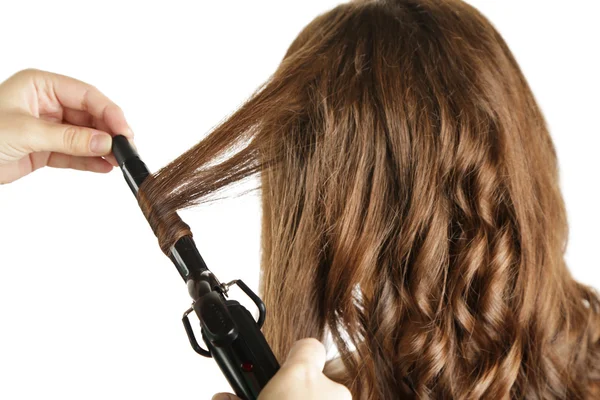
[0,1,598,399]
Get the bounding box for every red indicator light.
[241,362,254,372]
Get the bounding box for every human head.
[140,1,600,398]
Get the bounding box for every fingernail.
[90,133,112,154]
[211,394,234,400]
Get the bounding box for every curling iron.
[111,135,279,399]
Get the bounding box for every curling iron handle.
[205,300,280,400]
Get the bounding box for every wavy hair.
[139,0,600,398]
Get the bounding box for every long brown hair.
[139,0,600,398]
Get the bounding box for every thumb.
[211,393,240,400]
[283,338,327,372]
[24,117,113,156]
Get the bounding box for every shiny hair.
[139,0,600,398]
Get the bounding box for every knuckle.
[104,103,122,122]
[112,104,124,116]
[285,363,318,384]
[294,338,325,356]
[88,85,101,99]
[13,68,42,82]
[81,85,100,112]
[6,69,32,84]
[80,88,91,111]
[63,126,84,152]
[17,68,39,77]
[299,337,324,349]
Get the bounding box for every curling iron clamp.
[111,135,279,400]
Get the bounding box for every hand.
[0,69,134,184]
[212,338,352,400]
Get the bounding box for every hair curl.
[139,0,600,398]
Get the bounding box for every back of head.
[140,0,600,398]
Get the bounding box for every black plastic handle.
[206,300,280,400]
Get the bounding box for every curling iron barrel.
[111,135,218,299]
[111,135,280,400]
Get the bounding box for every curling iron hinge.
[181,279,267,358]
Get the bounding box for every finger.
[332,383,353,400]
[95,116,121,167]
[62,109,130,167]
[103,153,119,167]
[62,108,94,128]
[46,153,113,173]
[94,117,112,138]
[211,393,240,400]
[25,117,114,156]
[283,338,327,372]
[43,72,133,137]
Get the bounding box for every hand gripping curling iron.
[111,135,279,400]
